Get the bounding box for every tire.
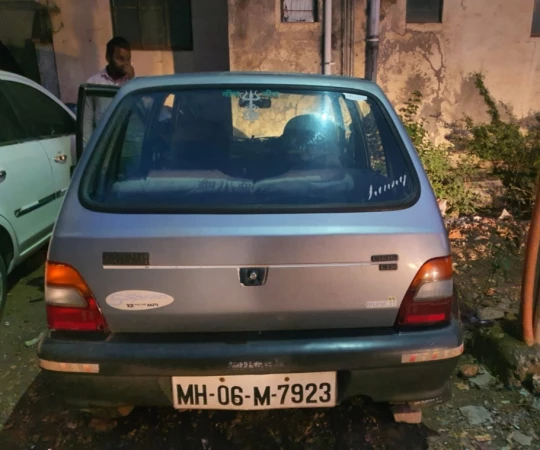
[0,255,7,319]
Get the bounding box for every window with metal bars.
[110,0,193,51]
[282,0,317,23]
[406,0,443,23]
[532,0,540,37]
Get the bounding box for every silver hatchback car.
[38,73,463,414]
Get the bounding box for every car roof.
[116,72,382,98]
[0,69,48,90]
[0,70,75,119]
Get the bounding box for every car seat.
[281,114,342,170]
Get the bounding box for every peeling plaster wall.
[51,0,229,103]
[49,0,539,130]
[228,0,330,74]
[50,0,174,103]
[0,7,42,83]
[378,0,540,138]
[229,0,540,139]
[227,0,365,77]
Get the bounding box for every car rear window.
[80,86,418,213]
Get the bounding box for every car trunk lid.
[49,210,448,333]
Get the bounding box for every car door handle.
[54,154,67,163]
[0,170,6,182]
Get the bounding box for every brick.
[391,405,422,424]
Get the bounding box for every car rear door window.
[1,80,75,141]
[360,101,388,177]
[80,87,418,213]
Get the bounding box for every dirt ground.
[0,216,539,450]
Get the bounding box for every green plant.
[457,73,540,216]
[484,222,523,292]
[399,91,476,216]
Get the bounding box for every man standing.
[82,36,135,145]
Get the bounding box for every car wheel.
[0,255,7,319]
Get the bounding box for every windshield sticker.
[259,90,280,99]
[222,89,279,99]
[222,89,279,122]
[106,290,174,311]
[343,93,368,102]
[222,90,242,98]
[241,91,261,122]
[368,175,407,200]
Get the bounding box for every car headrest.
[282,114,337,141]
[281,114,340,166]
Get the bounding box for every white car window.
[2,80,75,141]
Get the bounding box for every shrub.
[456,73,540,216]
[399,91,476,216]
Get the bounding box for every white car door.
[0,85,57,256]
[1,79,76,210]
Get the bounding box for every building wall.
[0,4,44,84]
[228,0,540,136]
[48,0,540,128]
[50,0,229,103]
[377,0,540,138]
[228,0,329,74]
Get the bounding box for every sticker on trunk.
[106,290,174,310]
[366,297,397,309]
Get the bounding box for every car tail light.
[45,261,108,332]
[395,256,454,327]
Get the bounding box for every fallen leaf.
[449,229,463,240]
[117,405,134,417]
[475,434,492,442]
[498,209,513,221]
[483,288,496,296]
[456,382,470,391]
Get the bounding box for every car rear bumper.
[37,321,463,408]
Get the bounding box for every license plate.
[172,372,336,410]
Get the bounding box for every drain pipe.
[323,0,333,74]
[341,0,355,76]
[522,180,540,345]
[365,0,381,81]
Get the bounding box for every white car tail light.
[45,261,108,332]
[395,256,454,327]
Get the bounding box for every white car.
[0,71,76,316]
